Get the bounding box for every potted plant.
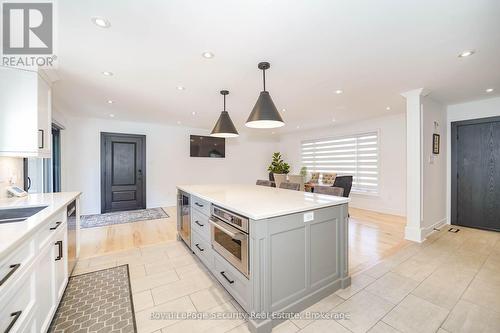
[267,152,290,181]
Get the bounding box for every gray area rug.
[81,207,169,229]
[48,265,136,333]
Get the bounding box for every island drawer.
[191,196,211,216]
[191,229,214,270]
[213,255,250,311]
[191,209,210,242]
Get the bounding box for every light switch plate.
[303,212,314,222]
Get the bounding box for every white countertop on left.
[0,192,81,260]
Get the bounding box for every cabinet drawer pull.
[0,264,21,286]
[220,271,234,284]
[195,243,204,252]
[5,311,22,333]
[195,202,204,207]
[38,129,44,149]
[55,240,63,260]
[195,220,204,227]
[50,221,62,230]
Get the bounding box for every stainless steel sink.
[0,206,48,224]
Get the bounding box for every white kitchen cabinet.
[0,66,52,158]
[35,242,57,333]
[0,206,69,333]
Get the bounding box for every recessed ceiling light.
[271,131,276,135]
[202,51,214,59]
[458,50,475,58]
[332,117,336,122]
[191,111,196,115]
[177,121,181,125]
[296,125,300,129]
[486,88,494,93]
[91,17,111,28]
[109,113,115,118]
[102,71,113,76]
[107,100,114,104]
[282,108,287,112]
[386,106,391,111]
[177,86,185,91]
[335,89,343,94]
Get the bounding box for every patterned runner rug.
[81,207,169,229]
[49,265,137,333]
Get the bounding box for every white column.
[401,89,424,242]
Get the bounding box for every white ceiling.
[54,0,500,133]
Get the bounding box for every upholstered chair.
[309,172,320,184]
[287,174,305,191]
[256,179,274,187]
[279,182,301,191]
[314,186,344,197]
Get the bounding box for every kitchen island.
[177,184,350,333]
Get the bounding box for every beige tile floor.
[73,223,500,333]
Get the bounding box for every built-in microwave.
[210,205,249,278]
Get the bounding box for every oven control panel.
[212,206,249,233]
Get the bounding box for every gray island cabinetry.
[176,184,350,333]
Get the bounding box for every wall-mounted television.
[190,135,225,158]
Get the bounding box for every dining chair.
[273,173,287,189]
[279,182,301,191]
[314,185,344,197]
[333,175,353,197]
[256,179,274,187]
[287,174,305,191]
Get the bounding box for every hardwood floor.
[79,206,407,274]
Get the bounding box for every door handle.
[55,240,63,260]
[195,243,204,252]
[50,221,62,230]
[195,220,204,227]
[195,202,204,207]
[209,218,245,240]
[0,264,21,286]
[5,311,22,333]
[220,271,234,284]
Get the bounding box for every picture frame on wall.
[432,133,440,154]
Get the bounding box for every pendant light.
[245,62,285,128]
[210,90,239,138]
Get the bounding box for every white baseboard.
[405,217,448,243]
[421,217,448,239]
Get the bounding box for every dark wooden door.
[452,117,500,232]
[101,133,146,213]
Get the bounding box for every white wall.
[61,115,279,215]
[0,157,24,200]
[278,113,407,216]
[446,96,500,225]
[421,96,447,235]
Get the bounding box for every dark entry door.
[452,117,500,232]
[101,133,146,213]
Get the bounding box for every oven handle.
[209,217,245,240]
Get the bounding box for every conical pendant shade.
[245,91,284,128]
[211,111,239,137]
[210,90,239,138]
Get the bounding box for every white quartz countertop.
[0,192,81,259]
[176,184,349,220]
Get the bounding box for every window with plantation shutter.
[301,132,379,194]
